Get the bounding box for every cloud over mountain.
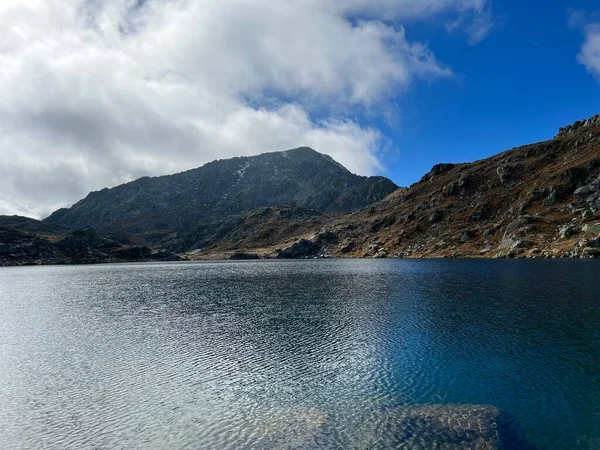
[0,0,491,217]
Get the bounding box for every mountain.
[189,114,600,260]
[44,147,399,236]
[5,115,600,265]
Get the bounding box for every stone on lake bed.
[251,408,326,448]
[363,404,501,450]
[249,403,501,449]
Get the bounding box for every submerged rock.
[363,404,501,450]
[251,408,326,448]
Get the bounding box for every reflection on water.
[0,260,598,449]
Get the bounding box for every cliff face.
[43,147,398,234]
[190,114,600,260]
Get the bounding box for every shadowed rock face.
[43,147,398,234]
[0,225,179,266]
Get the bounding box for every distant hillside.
[0,217,179,266]
[44,147,398,234]
[190,114,600,260]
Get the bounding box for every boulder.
[339,240,355,254]
[505,216,535,234]
[582,209,594,219]
[428,211,443,224]
[574,186,592,196]
[529,189,545,200]
[277,239,318,259]
[430,163,455,177]
[374,249,388,259]
[483,228,495,238]
[497,166,508,183]
[544,189,558,206]
[559,225,576,239]
[582,223,600,235]
[583,247,600,258]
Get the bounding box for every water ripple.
[0,260,598,449]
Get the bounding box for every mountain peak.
[44,147,398,237]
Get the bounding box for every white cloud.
[578,24,600,78]
[0,0,491,218]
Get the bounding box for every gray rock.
[574,186,592,196]
[544,189,557,206]
[428,211,442,224]
[470,209,485,221]
[518,201,530,214]
[483,228,495,238]
[529,189,545,200]
[431,240,449,251]
[339,240,355,254]
[582,209,594,219]
[582,223,600,235]
[442,181,459,196]
[497,166,508,183]
[428,163,455,177]
[480,245,492,254]
[559,225,576,239]
[505,216,535,234]
[374,249,388,259]
[459,231,471,243]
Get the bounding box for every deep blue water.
[0,260,598,449]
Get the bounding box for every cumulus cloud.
[0,0,491,217]
[578,24,600,78]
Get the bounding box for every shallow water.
[0,260,598,449]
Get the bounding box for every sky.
[0,0,599,218]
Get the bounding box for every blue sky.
[0,0,599,217]
[380,0,600,185]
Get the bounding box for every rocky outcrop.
[0,220,179,266]
[556,114,600,138]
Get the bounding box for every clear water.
[0,260,598,449]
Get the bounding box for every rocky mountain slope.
[0,216,179,266]
[4,115,600,265]
[191,114,600,260]
[44,147,398,236]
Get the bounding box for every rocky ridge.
[44,147,398,236]
[190,114,600,260]
[0,219,178,266]
[4,114,600,265]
